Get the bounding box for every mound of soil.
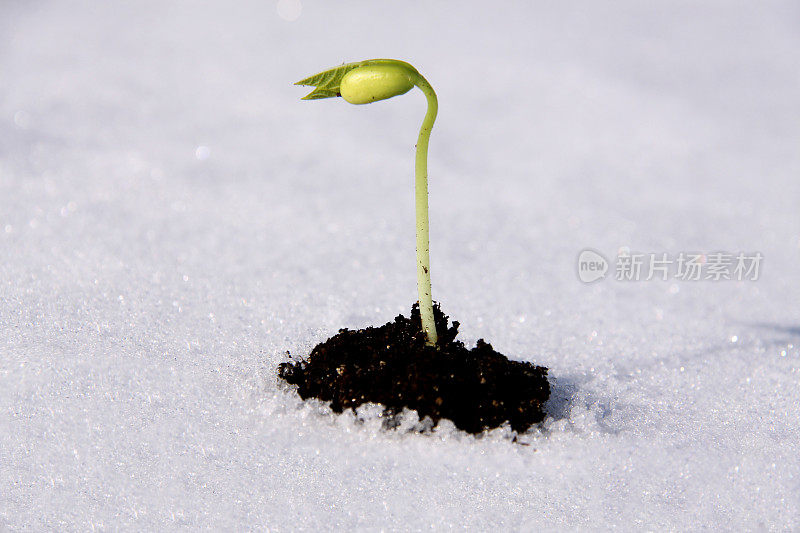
[278,304,550,434]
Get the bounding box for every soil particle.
[278,303,550,434]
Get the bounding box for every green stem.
[410,72,438,346]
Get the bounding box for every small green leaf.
[295,59,419,100]
[294,62,363,100]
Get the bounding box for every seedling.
[296,59,439,345]
[283,62,551,433]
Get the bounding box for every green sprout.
[296,59,439,346]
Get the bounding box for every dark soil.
[278,303,550,435]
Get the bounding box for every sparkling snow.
[1,1,799,529]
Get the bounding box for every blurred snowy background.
[1,0,799,529]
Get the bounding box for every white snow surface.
[2,1,799,530]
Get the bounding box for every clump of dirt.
[278,304,550,434]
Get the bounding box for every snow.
[1,0,799,529]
